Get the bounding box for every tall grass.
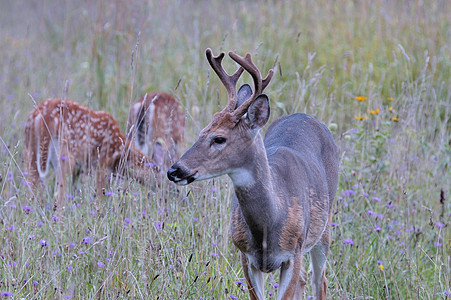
[0,0,449,298]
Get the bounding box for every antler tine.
[228,51,274,119]
[262,69,274,91]
[206,48,244,113]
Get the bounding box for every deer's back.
[26,99,125,168]
[130,92,185,150]
[264,113,338,207]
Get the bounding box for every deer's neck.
[229,134,279,230]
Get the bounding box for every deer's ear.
[247,94,270,130]
[236,84,253,109]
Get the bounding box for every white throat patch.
[229,168,255,187]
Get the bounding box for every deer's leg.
[310,226,330,300]
[294,257,307,299]
[278,250,303,300]
[241,252,265,300]
[25,148,40,199]
[54,157,69,212]
[95,166,108,198]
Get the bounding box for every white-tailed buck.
[127,92,185,169]
[24,99,155,208]
[168,49,339,299]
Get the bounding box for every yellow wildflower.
[392,116,399,122]
[388,107,393,112]
[355,96,368,101]
[368,108,380,115]
[355,114,368,121]
[379,264,384,271]
[387,97,394,101]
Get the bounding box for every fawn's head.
[167,49,273,185]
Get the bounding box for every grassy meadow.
[0,0,450,298]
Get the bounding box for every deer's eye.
[213,137,227,145]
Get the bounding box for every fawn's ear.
[247,94,270,131]
[236,84,253,109]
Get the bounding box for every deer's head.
[167,49,273,185]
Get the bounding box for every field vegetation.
[0,0,449,298]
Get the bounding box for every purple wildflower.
[0,291,14,297]
[68,266,73,271]
[375,226,382,232]
[52,215,59,222]
[372,196,381,202]
[23,206,34,213]
[97,262,105,268]
[342,190,355,197]
[6,224,15,231]
[434,241,442,247]
[343,238,354,246]
[406,227,415,233]
[230,295,238,300]
[105,191,113,196]
[367,210,375,216]
[435,222,444,230]
[66,194,74,199]
[28,234,35,240]
[83,236,91,244]
[32,281,38,286]
[39,240,47,246]
[125,218,131,224]
[61,156,67,161]
[154,221,163,230]
[212,253,219,258]
[89,210,96,216]
[235,280,244,286]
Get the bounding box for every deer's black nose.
[167,167,179,182]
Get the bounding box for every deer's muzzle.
[167,164,197,185]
